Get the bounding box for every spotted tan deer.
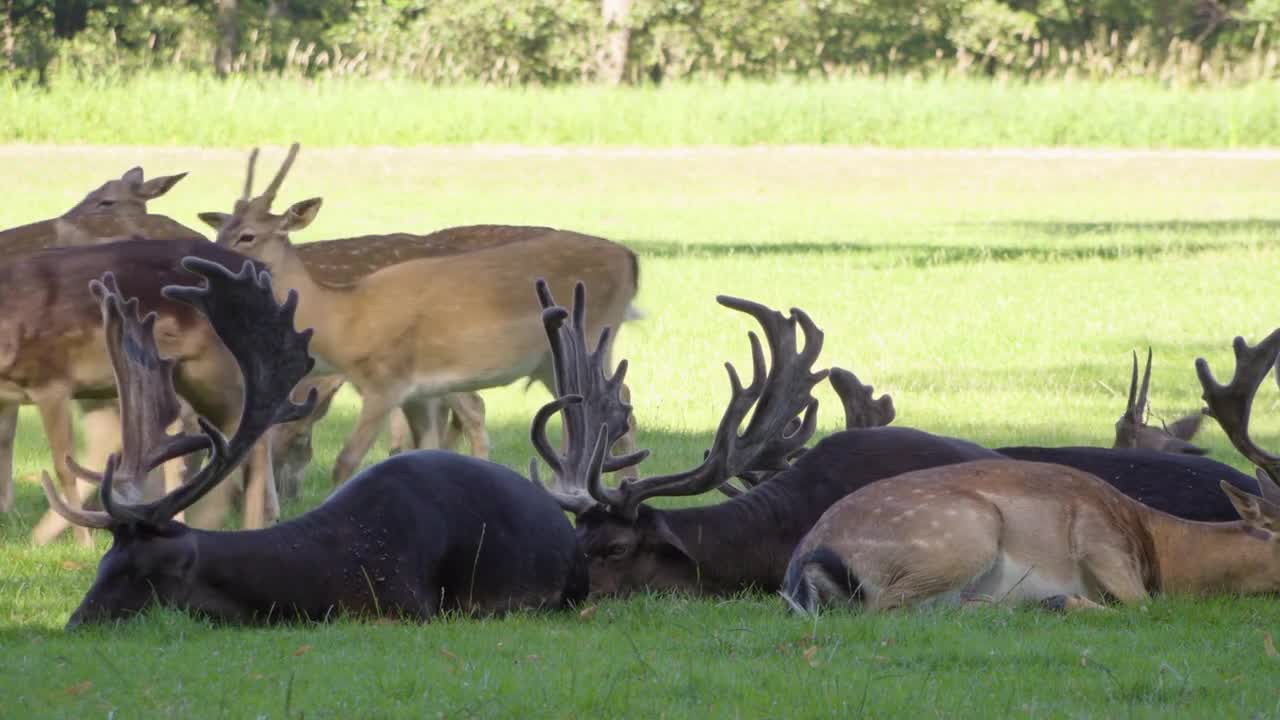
[199,144,641,486]
[783,330,1280,613]
[0,166,204,517]
[4,239,283,547]
[1113,348,1205,454]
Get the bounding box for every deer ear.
[121,166,145,185]
[1166,412,1204,442]
[1221,480,1280,534]
[198,212,231,230]
[137,172,188,200]
[645,512,692,561]
[281,197,323,232]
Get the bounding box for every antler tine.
[260,142,301,206]
[599,297,829,520]
[1124,350,1139,420]
[1136,347,1154,421]
[1196,328,1280,504]
[242,147,260,202]
[40,471,113,529]
[104,258,317,526]
[829,367,896,429]
[528,280,647,514]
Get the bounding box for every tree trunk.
[267,0,289,22]
[2,0,13,72]
[215,0,239,76]
[600,0,632,85]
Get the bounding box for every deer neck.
[261,242,348,365]
[663,480,829,593]
[186,517,343,622]
[1144,510,1279,596]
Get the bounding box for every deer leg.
[446,392,489,458]
[30,386,92,547]
[614,382,639,480]
[400,397,442,451]
[387,409,413,456]
[77,398,121,489]
[1040,594,1110,612]
[0,404,16,513]
[333,391,400,486]
[239,440,274,530]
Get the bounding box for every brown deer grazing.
[4,239,283,547]
[200,144,640,486]
[783,329,1280,613]
[1113,348,1205,454]
[42,258,586,628]
[0,166,203,515]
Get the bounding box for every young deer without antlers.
[4,239,284,547]
[0,166,204,514]
[1112,348,1205,454]
[784,329,1280,613]
[44,259,586,627]
[200,144,640,485]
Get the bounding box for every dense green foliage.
[1,146,1279,717]
[5,0,1280,84]
[4,75,1280,147]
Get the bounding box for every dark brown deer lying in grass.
[4,239,284,546]
[200,144,640,487]
[783,329,1280,613]
[44,259,587,627]
[528,282,1000,596]
[0,166,203,515]
[1112,348,1204,454]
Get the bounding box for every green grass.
[3,146,1280,718]
[4,74,1280,147]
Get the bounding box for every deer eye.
[605,543,630,559]
[98,200,115,208]
[236,233,256,246]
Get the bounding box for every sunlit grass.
[1,146,1278,718]
[3,74,1280,147]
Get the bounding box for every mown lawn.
[1,146,1279,718]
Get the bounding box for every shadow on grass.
[986,218,1280,238]
[623,236,1236,267]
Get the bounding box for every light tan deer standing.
[0,166,203,528]
[1113,348,1205,454]
[199,144,641,485]
[266,225,556,498]
[783,330,1280,613]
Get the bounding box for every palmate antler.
[531,281,828,520]
[1196,328,1280,506]
[43,257,318,529]
[830,367,896,430]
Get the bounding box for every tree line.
[3,1,1278,84]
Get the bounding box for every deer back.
[295,225,560,287]
[997,445,1258,522]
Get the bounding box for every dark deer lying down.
[783,329,1280,613]
[528,282,999,596]
[44,259,586,627]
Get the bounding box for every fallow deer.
[43,259,587,627]
[1113,348,1205,454]
[200,144,640,486]
[0,166,203,516]
[528,281,1000,596]
[782,329,1280,613]
[2,239,282,546]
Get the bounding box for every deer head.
[1113,348,1205,455]
[528,281,827,594]
[199,144,322,266]
[42,257,317,628]
[64,166,188,217]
